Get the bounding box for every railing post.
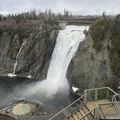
[84,90,87,103]
[106,88,109,100]
[95,106,100,120]
[113,95,120,114]
[95,89,98,101]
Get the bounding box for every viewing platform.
[50,87,120,120]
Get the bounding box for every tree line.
[0,9,72,23]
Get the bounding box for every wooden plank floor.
[86,99,117,114]
[66,99,119,120]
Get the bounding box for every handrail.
[84,87,118,95]
[84,87,118,103]
[84,87,109,91]
[49,87,118,120]
[112,94,120,101]
[49,95,85,120]
[107,87,118,95]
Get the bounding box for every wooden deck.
[87,99,120,120]
[50,87,120,120]
[66,99,120,120]
[87,99,117,114]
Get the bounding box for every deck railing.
[98,101,120,119]
[84,87,118,103]
[112,94,120,113]
[49,87,118,120]
[49,95,85,120]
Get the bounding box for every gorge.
[0,13,119,120]
[0,15,120,93]
[0,14,119,108]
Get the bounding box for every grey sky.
[0,0,120,15]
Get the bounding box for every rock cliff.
[68,15,120,90]
[0,23,58,80]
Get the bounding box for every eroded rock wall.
[0,24,58,80]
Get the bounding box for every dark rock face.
[0,24,58,80]
[68,16,120,90]
[68,31,112,90]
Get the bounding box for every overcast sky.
[0,0,120,15]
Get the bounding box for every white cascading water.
[8,40,26,77]
[13,40,26,75]
[23,25,89,97]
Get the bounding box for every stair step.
[79,109,89,120]
[66,105,95,120]
[85,105,91,111]
[73,114,79,120]
[84,116,90,120]
[84,106,90,113]
[83,107,89,114]
[76,111,82,119]
[86,104,94,111]
[82,106,93,120]
[69,116,74,120]
[80,109,86,116]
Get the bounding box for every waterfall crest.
[23,25,89,97]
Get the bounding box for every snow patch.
[27,75,32,79]
[72,86,79,92]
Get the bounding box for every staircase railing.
[49,87,118,120]
[112,94,120,113]
[49,95,85,120]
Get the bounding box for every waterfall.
[13,40,26,75]
[8,40,26,77]
[24,25,89,98]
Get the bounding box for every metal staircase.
[66,105,96,120]
[49,87,120,120]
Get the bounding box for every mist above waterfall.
[22,25,89,99]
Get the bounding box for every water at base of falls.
[22,25,89,98]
